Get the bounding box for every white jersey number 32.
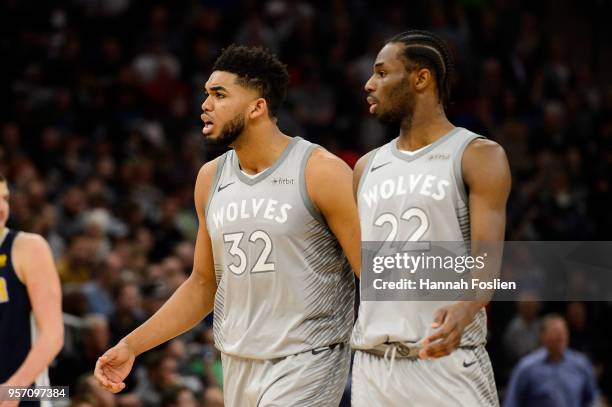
[223,231,276,275]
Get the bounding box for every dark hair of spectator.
[212,45,289,117]
[388,30,454,108]
[0,173,5,183]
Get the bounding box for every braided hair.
[387,30,454,108]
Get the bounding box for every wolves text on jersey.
[211,198,293,229]
[361,174,451,209]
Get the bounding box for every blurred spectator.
[70,395,100,407]
[161,256,188,292]
[72,373,117,407]
[151,198,184,261]
[202,386,224,407]
[502,297,542,365]
[52,314,112,390]
[57,235,101,284]
[135,353,201,407]
[503,314,599,407]
[109,281,146,344]
[160,386,199,407]
[82,251,124,316]
[565,302,595,358]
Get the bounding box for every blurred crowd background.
[1,0,611,406]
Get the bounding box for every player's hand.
[419,302,480,359]
[94,341,136,393]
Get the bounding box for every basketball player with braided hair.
[351,30,510,406]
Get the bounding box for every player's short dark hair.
[212,45,289,117]
[388,30,454,108]
[0,173,5,183]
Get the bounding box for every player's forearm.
[5,328,63,386]
[121,273,215,356]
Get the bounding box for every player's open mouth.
[202,117,215,135]
[367,96,378,114]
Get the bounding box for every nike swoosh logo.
[311,347,330,355]
[217,182,235,192]
[463,360,477,368]
[371,162,391,172]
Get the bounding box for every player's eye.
[216,93,225,99]
[378,71,386,78]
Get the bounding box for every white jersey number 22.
[374,208,429,242]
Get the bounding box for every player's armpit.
[305,148,361,277]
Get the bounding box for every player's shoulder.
[305,146,351,174]
[303,147,352,205]
[12,232,53,280]
[13,231,50,253]
[464,136,507,160]
[197,152,229,182]
[462,134,510,186]
[355,149,376,169]
[352,148,380,180]
[195,152,230,213]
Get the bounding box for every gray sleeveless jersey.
[206,137,355,359]
[351,127,487,350]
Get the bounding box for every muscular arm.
[420,138,511,359]
[120,160,219,356]
[306,148,361,277]
[4,234,64,387]
[463,138,511,305]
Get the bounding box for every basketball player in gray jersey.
[95,46,360,406]
[350,31,511,406]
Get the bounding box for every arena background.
[1,0,611,405]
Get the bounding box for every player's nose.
[365,76,376,93]
[202,96,213,112]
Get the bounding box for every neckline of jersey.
[231,136,302,186]
[391,127,462,163]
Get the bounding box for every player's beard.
[378,77,416,127]
[205,112,246,148]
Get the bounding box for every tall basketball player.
[0,174,64,407]
[94,45,359,406]
[351,31,511,406]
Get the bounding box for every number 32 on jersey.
[223,230,276,275]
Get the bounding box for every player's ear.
[414,68,431,92]
[248,98,268,119]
